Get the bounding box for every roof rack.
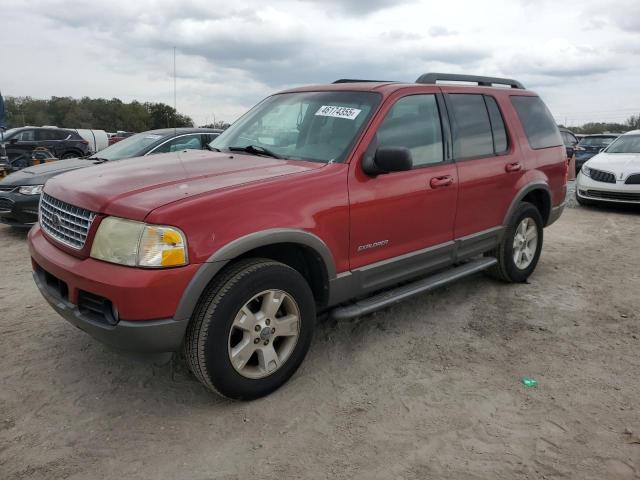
[416,73,525,89]
[333,79,397,84]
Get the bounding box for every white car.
[576,130,640,205]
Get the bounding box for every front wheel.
[486,202,544,282]
[184,258,316,400]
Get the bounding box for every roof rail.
[333,79,397,84]
[416,73,525,89]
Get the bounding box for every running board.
[330,257,497,320]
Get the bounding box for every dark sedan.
[574,134,619,172]
[0,127,221,227]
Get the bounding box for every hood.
[586,153,640,175]
[0,158,95,186]
[44,150,325,220]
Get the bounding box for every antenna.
[173,46,177,133]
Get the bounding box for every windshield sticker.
[315,105,362,120]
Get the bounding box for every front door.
[348,92,458,291]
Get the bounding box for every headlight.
[581,165,591,178]
[90,217,188,268]
[19,185,44,195]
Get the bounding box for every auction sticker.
[315,105,361,120]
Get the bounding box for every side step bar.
[330,257,497,320]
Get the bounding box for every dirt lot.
[1,188,639,480]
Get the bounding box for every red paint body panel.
[29,81,566,325]
[346,86,457,268]
[29,225,199,321]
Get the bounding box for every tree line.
[3,96,194,132]
[561,114,640,135]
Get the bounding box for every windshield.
[210,91,381,163]
[578,136,617,147]
[90,132,165,160]
[1,128,22,140]
[604,135,640,154]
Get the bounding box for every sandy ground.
[1,184,639,480]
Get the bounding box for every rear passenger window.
[485,96,508,154]
[449,94,494,159]
[374,95,443,167]
[511,96,562,150]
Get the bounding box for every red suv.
[28,73,567,399]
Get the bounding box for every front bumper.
[576,173,640,204]
[29,225,200,352]
[0,190,39,227]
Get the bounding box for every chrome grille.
[582,189,640,202]
[39,193,96,249]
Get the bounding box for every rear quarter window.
[511,96,562,150]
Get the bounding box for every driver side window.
[16,129,36,141]
[373,95,444,168]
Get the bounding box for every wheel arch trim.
[174,229,336,321]
[503,182,552,227]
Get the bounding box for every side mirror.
[362,146,413,176]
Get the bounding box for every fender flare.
[173,229,336,321]
[503,182,552,226]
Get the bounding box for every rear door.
[36,129,69,157]
[348,91,458,289]
[443,90,525,239]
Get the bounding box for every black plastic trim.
[331,257,497,320]
[416,73,525,89]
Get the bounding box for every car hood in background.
[586,153,640,175]
[0,158,97,186]
[44,150,326,221]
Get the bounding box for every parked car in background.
[559,128,579,160]
[574,134,619,172]
[1,126,90,160]
[108,131,136,146]
[0,128,220,227]
[27,73,566,399]
[576,130,640,205]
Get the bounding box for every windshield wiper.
[89,157,110,163]
[228,145,282,159]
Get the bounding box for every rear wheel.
[184,258,315,400]
[486,202,543,282]
[60,151,81,159]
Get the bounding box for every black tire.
[60,151,81,159]
[184,258,316,400]
[485,202,544,283]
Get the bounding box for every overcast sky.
[2,0,639,126]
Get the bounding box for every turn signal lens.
[138,225,188,267]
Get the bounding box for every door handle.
[430,175,454,188]
[505,162,522,173]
